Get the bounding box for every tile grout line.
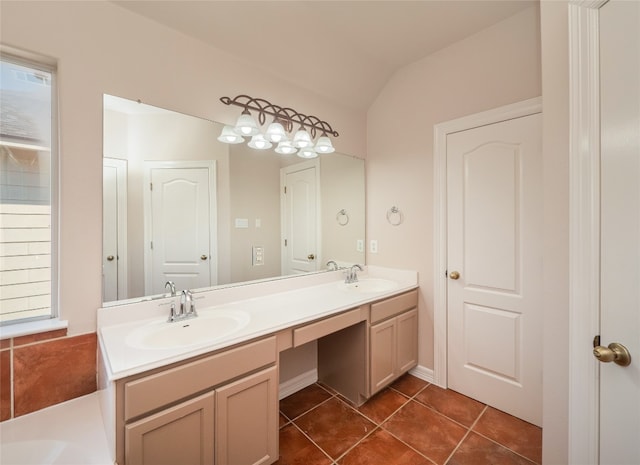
[280,389,337,423]
[288,420,336,464]
[471,429,540,465]
[442,404,488,464]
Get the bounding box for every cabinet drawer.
[293,308,363,347]
[370,290,418,324]
[124,336,276,421]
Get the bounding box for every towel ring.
[336,209,349,226]
[386,206,403,226]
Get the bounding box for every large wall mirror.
[102,94,365,305]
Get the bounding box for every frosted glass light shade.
[248,134,272,150]
[297,147,318,159]
[292,129,313,148]
[314,136,335,154]
[275,141,297,155]
[265,121,288,143]
[217,125,245,144]
[234,111,260,136]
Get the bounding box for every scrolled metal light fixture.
[218,94,338,158]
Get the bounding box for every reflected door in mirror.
[282,161,319,274]
[103,158,128,301]
[144,161,217,294]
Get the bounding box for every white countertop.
[99,266,418,380]
[0,393,111,465]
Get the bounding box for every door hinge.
[284,239,287,246]
[150,182,153,191]
[150,241,153,250]
[284,186,287,194]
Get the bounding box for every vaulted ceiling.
[113,1,536,110]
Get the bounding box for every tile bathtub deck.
[276,374,542,465]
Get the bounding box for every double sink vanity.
[97,265,418,465]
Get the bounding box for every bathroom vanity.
[97,267,418,465]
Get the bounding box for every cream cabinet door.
[125,391,214,465]
[370,318,397,395]
[215,366,278,465]
[396,309,418,374]
[370,309,419,395]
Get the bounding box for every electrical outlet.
[369,240,378,254]
[357,239,364,252]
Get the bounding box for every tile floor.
[276,374,542,465]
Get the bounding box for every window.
[0,54,56,324]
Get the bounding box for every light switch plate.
[357,239,364,252]
[252,246,264,266]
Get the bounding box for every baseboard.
[409,365,434,384]
[279,369,318,400]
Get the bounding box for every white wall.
[228,144,282,283]
[366,6,541,369]
[0,1,365,335]
[320,154,366,266]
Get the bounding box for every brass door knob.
[106,255,115,261]
[449,271,460,280]
[307,254,315,261]
[593,342,631,367]
[201,255,208,261]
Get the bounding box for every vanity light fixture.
[217,125,244,144]
[234,108,260,136]
[219,94,339,158]
[275,141,298,155]
[264,120,288,143]
[248,134,272,150]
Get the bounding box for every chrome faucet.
[326,260,339,271]
[181,289,198,319]
[344,264,363,284]
[164,281,178,321]
[164,281,198,322]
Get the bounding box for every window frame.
[0,49,59,326]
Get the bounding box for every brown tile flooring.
[276,374,542,465]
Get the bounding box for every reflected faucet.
[326,260,339,271]
[165,281,176,297]
[344,264,363,284]
[181,289,198,319]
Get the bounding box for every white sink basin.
[337,278,398,293]
[126,309,250,350]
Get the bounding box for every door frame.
[432,97,542,389]
[143,160,218,294]
[280,159,322,275]
[567,1,608,464]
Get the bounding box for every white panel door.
[599,1,640,462]
[281,162,319,275]
[447,113,542,426]
[146,163,215,295]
